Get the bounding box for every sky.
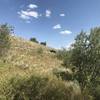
[0,0,100,48]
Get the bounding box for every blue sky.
[0,0,100,48]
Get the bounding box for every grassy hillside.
[0,36,61,76]
[0,36,83,100]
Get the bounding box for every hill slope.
[0,36,83,100]
[0,36,62,79]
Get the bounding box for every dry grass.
[0,36,62,82]
[0,36,83,100]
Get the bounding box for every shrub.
[40,42,46,46]
[49,49,56,54]
[0,24,12,57]
[93,85,100,100]
[30,37,39,43]
[56,48,67,60]
[0,73,83,100]
[53,67,73,81]
[56,48,73,68]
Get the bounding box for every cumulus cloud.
[18,4,53,21]
[53,24,61,29]
[60,13,66,17]
[18,10,39,20]
[60,30,72,35]
[18,12,30,19]
[28,4,38,9]
[46,10,51,17]
[18,3,40,21]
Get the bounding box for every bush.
[93,85,100,100]
[0,24,12,57]
[40,42,46,46]
[49,49,56,54]
[56,48,73,68]
[30,37,39,43]
[53,67,73,81]
[56,48,67,60]
[0,74,83,100]
[58,28,100,99]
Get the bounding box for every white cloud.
[46,10,51,17]
[18,3,40,21]
[28,4,38,9]
[60,13,66,17]
[18,5,52,21]
[18,10,39,20]
[60,30,72,35]
[53,24,61,29]
[18,12,30,19]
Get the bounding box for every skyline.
[0,0,100,48]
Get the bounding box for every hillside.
[0,35,83,100]
[0,36,62,79]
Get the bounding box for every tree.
[0,24,12,58]
[30,37,39,43]
[88,28,100,83]
[71,31,89,88]
[70,28,100,99]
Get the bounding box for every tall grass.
[0,73,83,100]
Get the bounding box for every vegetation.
[40,41,46,46]
[72,28,100,100]
[56,48,72,68]
[56,27,100,100]
[30,37,39,43]
[0,73,82,100]
[53,67,73,81]
[0,24,99,100]
[30,37,47,47]
[0,24,12,57]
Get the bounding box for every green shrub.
[53,67,73,81]
[56,48,67,60]
[40,42,46,46]
[56,48,72,68]
[0,74,83,100]
[0,24,12,57]
[89,84,100,100]
[30,37,39,43]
